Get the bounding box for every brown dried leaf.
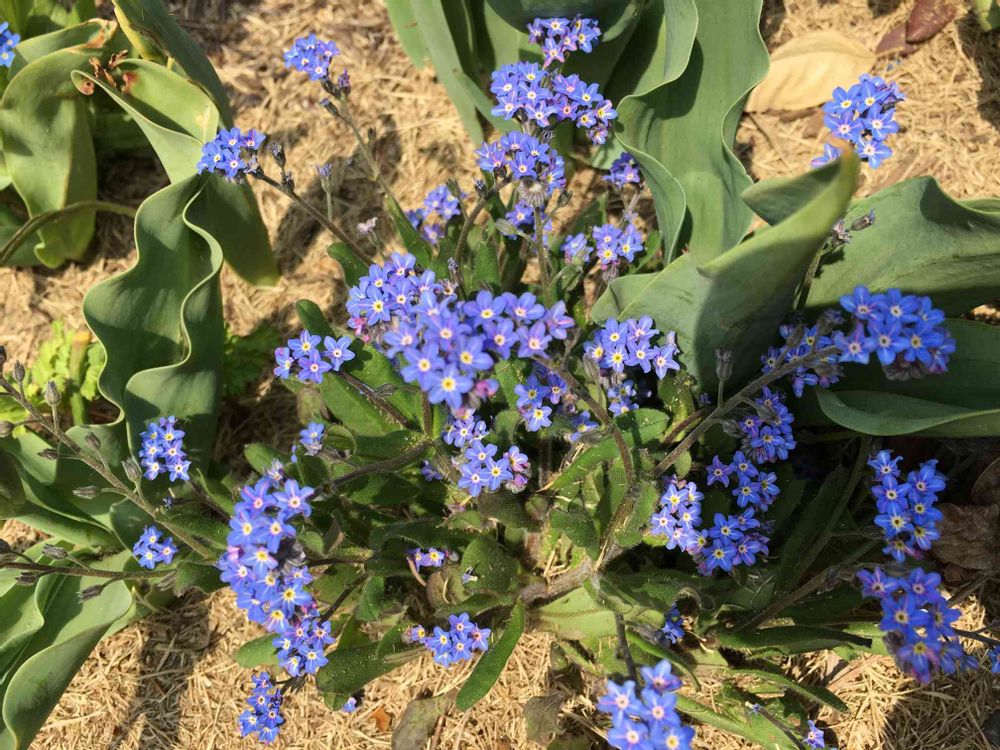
[971,454,1000,505]
[906,0,957,43]
[876,23,920,57]
[371,705,393,732]
[932,503,1000,570]
[746,31,875,113]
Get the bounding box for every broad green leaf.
[974,0,1000,29]
[716,625,871,656]
[533,586,616,640]
[614,0,768,261]
[593,154,859,388]
[549,502,599,557]
[674,694,798,750]
[461,536,518,594]
[111,0,234,123]
[83,177,223,470]
[0,47,97,266]
[601,569,704,614]
[455,601,525,710]
[328,242,369,288]
[173,561,225,595]
[76,62,276,284]
[613,480,659,549]
[315,626,418,704]
[732,667,848,712]
[384,0,429,65]
[804,177,1000,316]
[409,0,483,144]
[809,320,1000,437]
[0,450,25,518]
[393,691,456,750]
[233,633,279,669]
[551,408,669,490]
[0,552,134,750]
[774,468,848,592]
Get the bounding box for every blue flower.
[803,720,826,749]
[139,417,190,482]
[597,680,641,722]
[132,525,176,569]
[0,22,20,68]
[810,143,842,168]
[283,34,341,80]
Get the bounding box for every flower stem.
[454,176,511,264]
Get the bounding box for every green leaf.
[328,242,369,287]
[732,667,848,712]
[0,449,26,518]
[523,692,566,745]
[774,468,848,591]
[83,177,224,471]
[111,0,235,123]
[384,0,429,65]
[408,0,484,144]
[613,480,659,549]
[0,552,134,750]
[173,561,225,595]
[675,694,799,750]
[810,320,1000,437]
[0,46,98,266]
[601,569,703,614]
[533,586,616,641]
[614,0,768,261]
[593,154,859,388]
[456,601,525,710]
[549,503,599,557]
[461,536,518,594]
[551,409,669,491]
[716,625,871,656]
[392,691,456,750]
[315,626,418,703]
[804,178,1000,316]
[233,633,278,669]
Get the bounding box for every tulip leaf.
[614,0,768,261]
[810,319,1000,437]
[803,177,1000,317]
[593,154,859,389]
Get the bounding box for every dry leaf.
[932,503,1000,570]
[877,23,920,57]
[746,30,875,113]
[906,0,957,42]
[371,705,393,732]
[971,454,1000,505]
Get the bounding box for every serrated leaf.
[455,601,525,710]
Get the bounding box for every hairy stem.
[0,377,214,558]
[253,172,367,263]
[454,176,512,264]
[1,560,168,581]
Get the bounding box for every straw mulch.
[4,0,1000,747]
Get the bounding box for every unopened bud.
[0,421,13,438]
[0,345,6,367]
[79,584,104,601]
[38,448,59,461]
[73,485,99,499]
[268,141,286,168]
[715,349,733,382]
[122,457,141,483]
[84,432,101,451]
[495,218,518,237]
[319,97,339,118]
[12,361,25,383]
[850,210,876,232]
[473,179,488,198]
[445,179,462,201]
[42,544,68,560]
[16,572,38,586]
[44,381,60,406]
[556,190,573,209]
